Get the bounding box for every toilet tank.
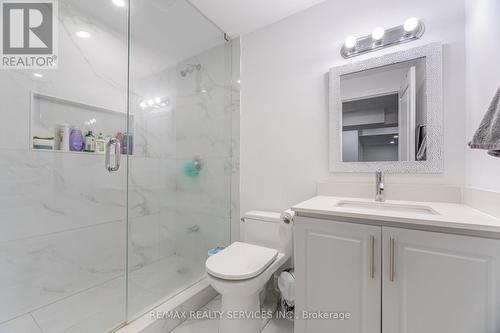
[241,211,292,256]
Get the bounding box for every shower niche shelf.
[30,91,134,154]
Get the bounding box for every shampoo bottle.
[84,131,96,152]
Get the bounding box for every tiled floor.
[0,254,204,333]
[171,295,294,333]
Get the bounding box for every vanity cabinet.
[294,218,382,333]
[381,227,500,333]
[295,216,500,333]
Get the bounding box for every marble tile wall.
[0,150,128,330]
[172,42,233,263]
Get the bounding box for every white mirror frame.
[329,42,443,173]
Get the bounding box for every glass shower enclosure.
[0,0,233,331]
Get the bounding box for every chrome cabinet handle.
[389,237,396,282]
[369,235,375,279]
[105,138,121,172]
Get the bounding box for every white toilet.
[205,211,293,333]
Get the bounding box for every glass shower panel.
[128,0,233,319]
[0,0,128,332]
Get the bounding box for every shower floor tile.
[26,253,203,333]
[0,314,43,333]
[127,254,205,319]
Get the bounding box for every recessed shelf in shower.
[30,91,135,154]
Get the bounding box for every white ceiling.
[189,0,326,36]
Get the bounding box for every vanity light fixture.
[371,27,385,41]
[341,17,425,58]
[404,17,419,32]
[76,31,91,39]
[344,36,357,49]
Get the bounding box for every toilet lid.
[206,242,279,280]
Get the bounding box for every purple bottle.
[69,128,84,151]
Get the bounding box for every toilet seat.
[206,242,278,280]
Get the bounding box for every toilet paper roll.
[278,270,295,305]
[280,209,295,225]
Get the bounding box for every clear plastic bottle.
[95,133,106,154]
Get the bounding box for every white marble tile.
[175,44,232,161]
[203,295,221,311]
[0,314,42,333]
[129,214,161,271]
[128,156,176,219]
[175,87,232,159]
[173,211,230,261]
[128,157,162,217]
[127,254,205,320]
[159,207,177,258]
[56,1,128,106]
[0,221,125,322]
[31,277,126,333]
[0,73,34,150]
[170,316,293,333]
[133,109,176,159]
[119,280,216,333]
[0,149,127,243]
[170,317,219,333]
[175,157,232,219]
[261,319,294,333]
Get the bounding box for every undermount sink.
[335,200,439,215]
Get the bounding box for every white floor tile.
[203,295,221,311]
[170,318,219,333]
[169,302,294,333]
[261,318,294,333]
[0,314,42,333]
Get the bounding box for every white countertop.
[292,196,500,238]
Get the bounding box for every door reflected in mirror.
[341,58,427,162]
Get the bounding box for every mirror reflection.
[341,58,427,162]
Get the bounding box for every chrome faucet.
[375,171,385,202]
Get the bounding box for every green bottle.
[84,131,96,153]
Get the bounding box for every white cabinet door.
[295,217,381,333]
[382,227,500,333]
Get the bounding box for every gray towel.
[469,86,500,157]
[416,135,427,161]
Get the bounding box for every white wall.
[240,0,466,213]
[465,0,500,193]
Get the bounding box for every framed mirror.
[329,43,443,173]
